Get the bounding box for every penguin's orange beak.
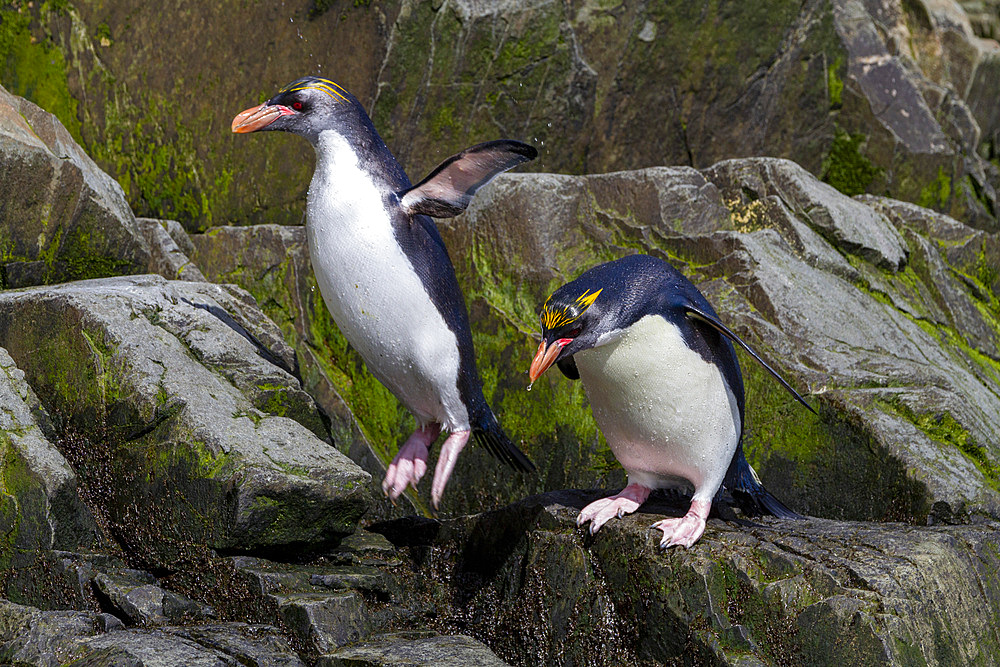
[231,103,294,133]
[528,338,572,384]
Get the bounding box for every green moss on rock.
[821,129,882,197]
[0,2,82,143]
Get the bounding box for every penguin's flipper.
[399,140,538,218]
[683,305,816,414]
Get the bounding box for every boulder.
[0,275,370,569]
[369,490,1000,666]
[0,83,151,288]
[443,161,1000,522]
[188,225,418,521]
[0,347,101,605]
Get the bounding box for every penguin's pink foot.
[576,483,651,534]
[382,424,441,501]
[652,499,711,549]
[431,430,470,508]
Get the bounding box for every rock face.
[193,159,1000,526]
[368,491,1000,666]
[0,276,370,573]
[3,14,1000,664]
[3,0,997,229]
[0,83,151,288]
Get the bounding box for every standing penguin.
[527,254,813,548]
[232,76,536,507]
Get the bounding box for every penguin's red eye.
[292,101,303,111]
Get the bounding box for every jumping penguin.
[527,254,814,548]
[233,76,536,507]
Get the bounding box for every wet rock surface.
[0,84,151,288]
[2,0,996,230]
[193,158,1000,527]
[2,6,1000,661]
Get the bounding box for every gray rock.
[0,348,101,604]
[0,275,370,567]
[92,570,213,627]
[276,592,370,654]
[0,598,119,666]
[75,629,236,666]
[0,84,150,288]
[169,623,307,667]
[371,490,1000,666]
[442,164,1000,522]
[318,632,511,667]
[704,158,909,271]
[138,218,207,283]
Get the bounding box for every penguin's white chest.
[305,131,466,429]
[574,314,740,496]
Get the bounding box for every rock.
[276,592,370,654]
[0,598,121,666]
[0,348,102,605]
[92,570,214,627]
[369,490,1000,666]
[190,160,1000,523]
[138,218,208,283]
[4,0,996,229]
[0,275,370,568]
[318,632,511,667]
[442,162,1000,522]
[168,623,308,667]
[0,84,151,288]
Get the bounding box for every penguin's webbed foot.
[576,483,651,534]
[430,430,470,509]
[383,424,440,501]
[652,499,711,549]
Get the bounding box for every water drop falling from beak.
[527,381,534,392]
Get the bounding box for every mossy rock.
[0,276,370,571]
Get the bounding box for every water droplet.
[526,382,534,392]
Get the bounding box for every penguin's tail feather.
[473,412,536,473]
[727,450,803,520]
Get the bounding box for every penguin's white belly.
[306,131,466,430]
[575,314,740,497]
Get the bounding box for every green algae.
[879,396,998,490]
[918,166,952,210]
[827,56,844,109]
[0,2,82,143]
[821,129,882,197]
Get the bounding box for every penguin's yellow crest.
[541,288,602,330]
[280,77,350,103]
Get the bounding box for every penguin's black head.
[231,76,364,144]
[528,255,676,384]
[528,280,608,384]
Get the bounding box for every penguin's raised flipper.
[400,140,537,218]
[683,305,816,414]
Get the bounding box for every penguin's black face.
[528,285,606,383]
[528,255,679,384]
[231,76,359,143]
